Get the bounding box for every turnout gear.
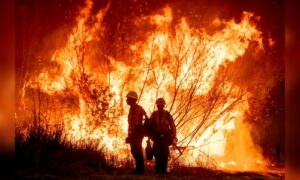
[126,95,148,174]
[148,110,176,142]
[129,135,144,173]
[127,104,147,137]
[153,135,170,173]
[147,98,177,173]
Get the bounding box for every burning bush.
[16,0,283,173]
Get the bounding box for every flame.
[19,1,272,172]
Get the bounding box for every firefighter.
[125,91,148,174]
[148,98,177,174]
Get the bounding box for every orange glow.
[19,0,272,172]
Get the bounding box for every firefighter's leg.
[160,156,168,173]
[153,138,169,173]
[154,153,168,173]
[130,137,144,172]
[153,140,161,173]
[154,156,161,173]
[160,142,170,173]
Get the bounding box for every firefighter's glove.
[125,137,130,144]
[172,137,178,145]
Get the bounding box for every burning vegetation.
[16,0,284,176]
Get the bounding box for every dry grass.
[15,128,133,177]
[15,128,284,179]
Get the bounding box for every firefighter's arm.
[142,108,150,129]
[168,113,177,139]
[142,108,149,121]
[126,129,132,143]
[148,113,154,124]
[144,113,155,139]
[168,113,178,145]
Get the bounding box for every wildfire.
[19,0,273,172]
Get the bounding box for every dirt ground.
[15,173,284,180]
[16,167,284,180]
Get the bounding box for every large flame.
[20,0,271,172]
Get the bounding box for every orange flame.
[21,1,272,171]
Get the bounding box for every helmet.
[126,91,138,100]
[156,98,165,104]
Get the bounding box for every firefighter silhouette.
[147,98,177,174]
[125,91,148,174]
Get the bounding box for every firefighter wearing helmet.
[125,91,148,174]
[148,97,177,174]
